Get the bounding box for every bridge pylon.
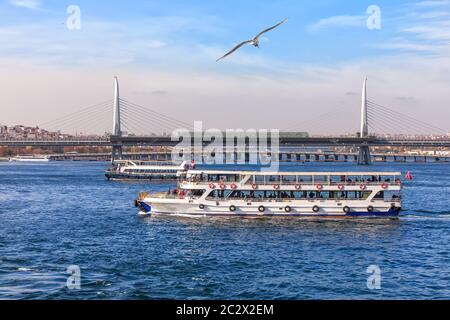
[111,76,123,163]
[357,76,371,165]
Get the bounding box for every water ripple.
[0,162,449,299]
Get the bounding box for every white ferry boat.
[105,160,190,181]
[135,170,403,218]
[9,155,50,162]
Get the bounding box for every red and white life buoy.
[381,183,389,189]
[359,184,367,190]
[209,183,216,189]
[316,184,323,190]
[219,183,226,190]
[294,184,301,190]
[252,183,258,190]
[337,184,345,190]
[230,183,238,190]
[273,184,280,190]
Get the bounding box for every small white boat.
[9,155,50,162]
[105,160,192,181]
[135,170,403,218]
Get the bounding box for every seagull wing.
[254,18,288,40]
[216,39,254,62]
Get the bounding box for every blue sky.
[1,0,450,134]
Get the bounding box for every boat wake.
[401,209,450,220]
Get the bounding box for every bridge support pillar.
[357,146,371,165]
[111,76,122,164]
[357,77,372,165]
[111,144,122,164]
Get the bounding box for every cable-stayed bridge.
[1,77,449,165]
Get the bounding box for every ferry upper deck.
[183,170,402,186]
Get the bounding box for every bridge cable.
[119,99,193,129]
[120,106,177,134]
[39,100,113,129]
[119,102,192,133]
[367,100,445,134]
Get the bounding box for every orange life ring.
[219,183,226,190]
[337,184,345,190]
[381,183,389,189]
[316,184,323,190]
[359,184,367,190]
[230,183,238,190]
[209,183,216,189]
[252,183,258,190]
[273,184,280,190]
[294,184,301,190]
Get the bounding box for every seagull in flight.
[216,18,288,62]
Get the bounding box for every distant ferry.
[105,160,193,181]
[9,155,50,162]
[135,170,402,218]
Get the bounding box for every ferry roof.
[123,165,182,170]
[187,170,402,176]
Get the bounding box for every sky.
[0,0,449,135]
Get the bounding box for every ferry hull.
[136,200,400,218]
[10,158,50,162]
[105,173,178,181]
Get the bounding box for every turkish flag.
[405,171,413,180]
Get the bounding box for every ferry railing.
[204,196,400,202]
[243,180,402,186]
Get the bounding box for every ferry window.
[266,191,277,198]
[293,191,306,199]
[252,191,265,200]
[207,190,233,199]
[299,176,312,184]
[206,174,216,181]
[191,190,205,196]
[346,176,360,184]
[330,175,345,184]
[384,190,400,201]
[314,175,328,183]
[207,190,219,198]
[374,191,384,199]
[267,175,280,183]
[335,192,345,199]
[255,175,265,184]
[347,191,357,199]
[281,175,297,184]
[318,191,330,199]
[362,191,371,200]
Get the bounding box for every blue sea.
[0,161,449,299]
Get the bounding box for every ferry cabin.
[105,160,187,181]
[136,170,402,218]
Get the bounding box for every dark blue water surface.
[0,161,449,299]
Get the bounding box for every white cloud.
[307,15,366,31]
[9,0,40,10]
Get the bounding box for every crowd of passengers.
[165,189,400,201]
[187,175,400,184]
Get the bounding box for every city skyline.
[1,0,450,134]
